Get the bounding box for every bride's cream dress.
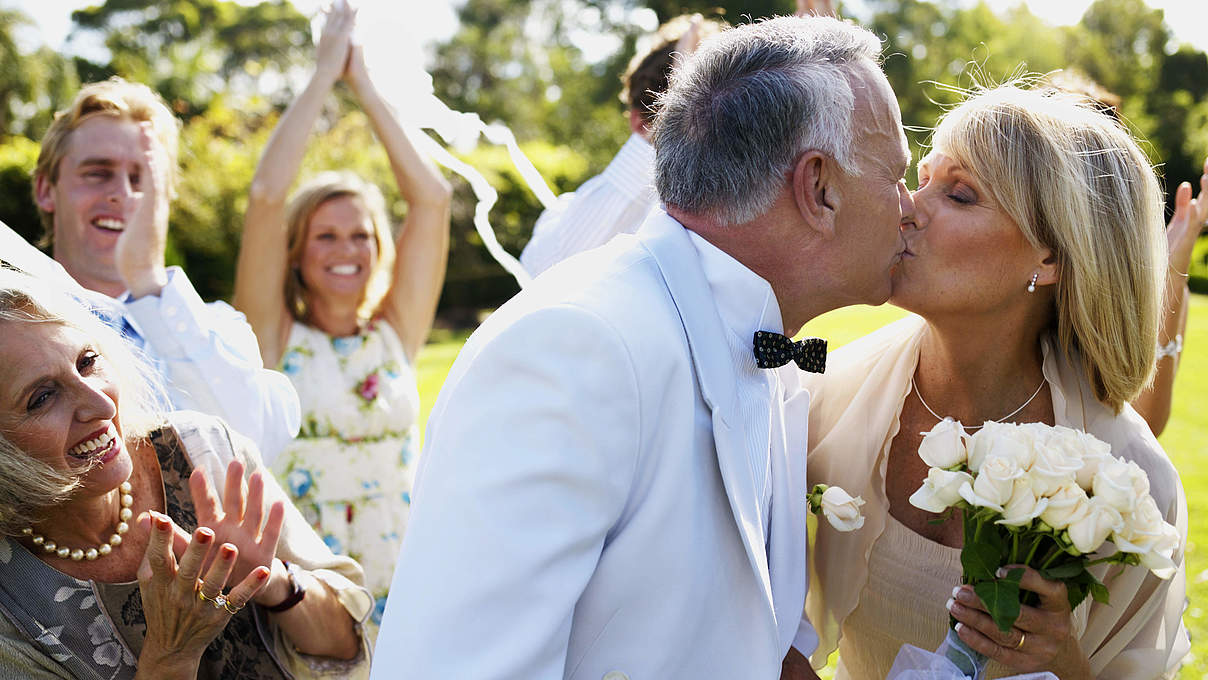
[835,514,1010,679]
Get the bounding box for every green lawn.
[416,295,1208,676]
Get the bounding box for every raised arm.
[343,44,452,361]
[1133,157,1206,435]
[795,0,837,17]
[234,3,354,368]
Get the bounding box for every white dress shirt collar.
[686,230,783,350]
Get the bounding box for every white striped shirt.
[520,133,657,277]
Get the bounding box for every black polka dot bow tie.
[752,331,827,373]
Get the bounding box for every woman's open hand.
[1168,156,1207,278]
[948,566,1092,679]
[189,460,285,594]
[136,512,269,678]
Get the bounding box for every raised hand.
[136,513,269,678]
[315,0,357,86]
[343,42,372,98]
[796,0,838,18]
[1168,156,1208,278]
[948,566,1092,679]
[188,460,285,595]
[114,122,169,299]
[673,14,704,66]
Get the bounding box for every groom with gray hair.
[373,15,912,680]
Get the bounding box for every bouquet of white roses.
[895,418,1178,679]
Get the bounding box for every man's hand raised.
[796,0,837,18]
[116,121,170,299]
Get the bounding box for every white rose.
[1092,459,1150,514]
[1067,496,1124,554]
[1028,439,1082,498]
[996,478,1049,527]
[909,468,974,513]
[918,417,969,469]
[1039,481,1091,531]
[820,486,865,532]
[1115,495,1170,557]
[1072,432,1113,490]
[959,453,1023,512]
[1138,522,1181,579]
[967,422,1035,474]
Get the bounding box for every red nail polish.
[256,567,270,580]
[196,529,212,544]
[221,544,237,559]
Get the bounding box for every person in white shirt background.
[20,77,301,462]
[518,13,722,277]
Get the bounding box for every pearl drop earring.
[1027,273,1038,293]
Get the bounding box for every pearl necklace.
[911,377,1047,431]
[21,480,133,561]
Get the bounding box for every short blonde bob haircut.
[283,171,396,324]
[933,86,1166,411]
[34,77,182,245]
[0,268,165,536]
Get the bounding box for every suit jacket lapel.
[637,212,775,613]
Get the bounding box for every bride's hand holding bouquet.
[891,419,1178,680]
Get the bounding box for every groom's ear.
[792,150,837,238]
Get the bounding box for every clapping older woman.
[0,269,372,679]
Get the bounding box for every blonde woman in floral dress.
[234,3,451,622]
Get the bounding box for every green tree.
[0,7,78,139]
[69,0,312,118]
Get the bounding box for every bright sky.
[7,0,1208,62]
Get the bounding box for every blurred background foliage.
[0,0,1205,309]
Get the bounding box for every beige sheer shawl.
[803,316,1189,679]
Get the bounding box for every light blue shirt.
[104,268,301,462]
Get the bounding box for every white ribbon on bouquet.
[888,633,1058,680]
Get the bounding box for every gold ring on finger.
[1014,632,1026,650]
[223,599,243,615]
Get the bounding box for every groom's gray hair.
[653,15,883,225]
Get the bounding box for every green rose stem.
[946,507,991,679]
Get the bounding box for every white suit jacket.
[373,212,812,679]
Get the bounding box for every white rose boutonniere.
[807,484,864,532]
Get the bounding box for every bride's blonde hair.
[933,85,1166,412]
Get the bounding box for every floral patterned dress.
[273,320,419,623]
